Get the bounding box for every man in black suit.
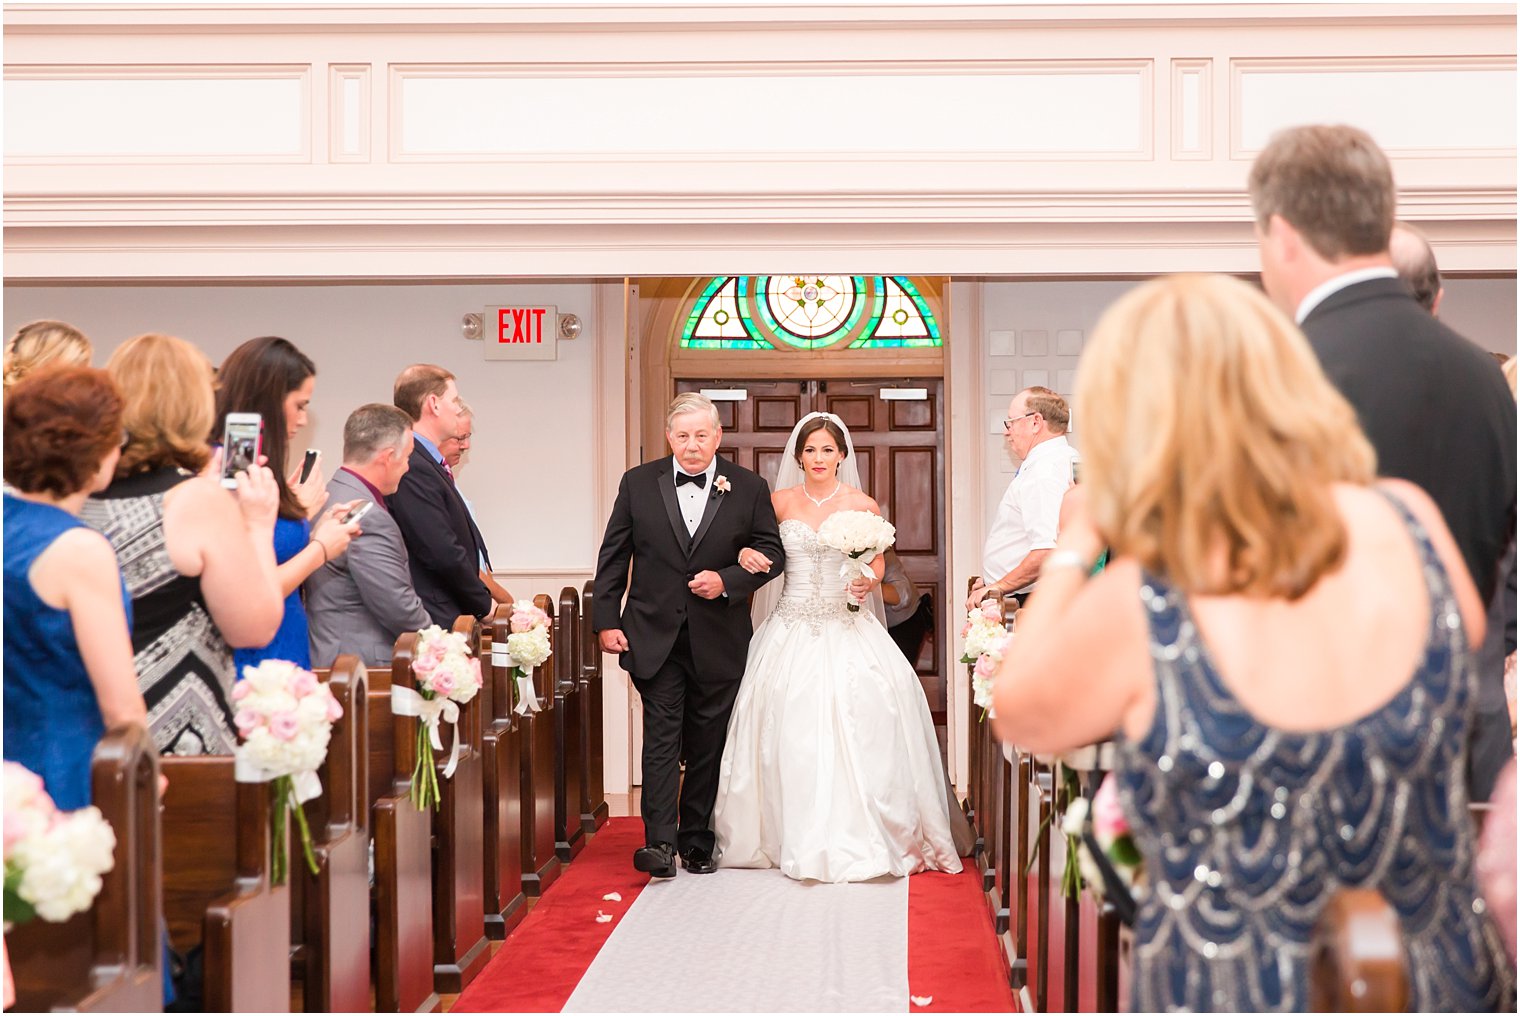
[593,393,785,878]
[388,363,494,626]
[1250,124,1516,607]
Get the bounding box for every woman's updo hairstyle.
[4,365,123,498]
[792,415,849,463]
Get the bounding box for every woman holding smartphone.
[215,336,359,671]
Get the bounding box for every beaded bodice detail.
[770,519,869,635]
[1116,492,1514,1012]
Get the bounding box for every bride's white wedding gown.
[713,518,964,883]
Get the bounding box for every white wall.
[1442,278,1518,356]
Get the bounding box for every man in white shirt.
[967,386,1075,609]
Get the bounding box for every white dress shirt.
[982,435,1076,593]
[1294,266,1399,324]
[673,455,718,537]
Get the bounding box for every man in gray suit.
[307,403,432,669]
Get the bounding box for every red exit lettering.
[496,307,549,344]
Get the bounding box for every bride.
[712,411,965,883]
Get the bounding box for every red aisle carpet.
[454,818,1016,1013]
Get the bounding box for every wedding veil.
[750,411,889,627]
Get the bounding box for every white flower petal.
[602,891,623,902]
[910,995,933,1007]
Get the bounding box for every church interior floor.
[444,816,1015,1014]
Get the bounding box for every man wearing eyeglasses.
[967,386,1076,610]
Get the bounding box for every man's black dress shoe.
[680,846,718,874]
[633,843,677,879]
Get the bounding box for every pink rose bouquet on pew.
[395,625,483,810]
[960,600,1013,717]
[1063,772,1144,902]
[816,510,896,612]
[3,762,116,925]
[502,600,553,717]
[232,659,344,884]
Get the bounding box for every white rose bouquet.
[816,510,896,612]
[502,601,553,718]
[3,762,116,925]
[232,659,344,884]
[960,600,1013,718]
[393,625,483,810]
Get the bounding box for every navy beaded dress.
[1117,493,1515,1012]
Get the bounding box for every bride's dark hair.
[792,416,849,463]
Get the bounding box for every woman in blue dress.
[215,337,359,672]
[3,365,147,808]
[994,275,1514,1012]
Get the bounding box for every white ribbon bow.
[390,685,464,778]
[234,757,323,803]
[837,551,878,583]
[491,644,545,717]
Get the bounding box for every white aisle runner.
[563,869,908,1013]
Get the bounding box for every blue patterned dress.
[1118,493,1515,1012]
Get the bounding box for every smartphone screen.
[299,448,319,484]
[341,500,373,525]
[221,415,263,487]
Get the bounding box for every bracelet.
[312,538,328,565]
[1040,549,1092,576]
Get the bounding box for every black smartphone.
[220,413,263,489]
[299,448,319,484]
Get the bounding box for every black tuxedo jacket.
[387,444,493,626]
[592,455,785,682]
[1302,277,1517,602]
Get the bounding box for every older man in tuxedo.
[593,393,785,879]
[388,364,494,626]
[308,403,432,668]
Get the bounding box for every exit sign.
[484,304,557,361]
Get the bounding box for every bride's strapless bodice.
[772,519,864,634]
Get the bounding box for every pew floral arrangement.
[1062,772,1144,905]
[817,510,896,612]
[232,659,344,884]
[3,762,116,925]
[502,600,553,717]
[393,625,483,810]
[960,600,1013,717]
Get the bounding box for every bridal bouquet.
[3,762,116,925]
[502,600,553,717]
[393,625,483,810]
[232,659,344,884]
[816,510,896,612]
[960,600,1013,717]
[1062,772,1144,902]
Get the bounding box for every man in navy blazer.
[388,364,494,626]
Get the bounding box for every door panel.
[677,378,947,723]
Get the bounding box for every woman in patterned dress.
[81,334,284,756]
[993,274,1514,1011]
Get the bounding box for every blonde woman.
[80,334,283,756]
[3,319,90,390]
[993,275,1513,1012]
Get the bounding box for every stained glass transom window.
[681,276,942,350]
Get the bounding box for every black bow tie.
[676,471,708,489]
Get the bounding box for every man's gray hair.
[344,403,413,464]
[666,392,721,431]
[1390,221,1442,312]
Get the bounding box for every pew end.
[8,723,164,1013]
[518,596,564,897]
[483,603,529,941]
[554,586,588,863]
[1311,888,1409,1012]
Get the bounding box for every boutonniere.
[713,475,731,496]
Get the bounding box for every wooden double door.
[675,378,948,721]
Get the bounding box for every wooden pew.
[366,636,440,1013]
[578,579,610,835]
[8,724,164,1013]
[965,578,987,857]
[519,595,564,896]
[1024,758,1055,1013]
[294,656,371,1014]
[159,756,289,1011]
[482,608,528,941]
[554,586,587,862]
[1009,750,1032,992]
[424,617,489,994]
[1310,888,1408,1012]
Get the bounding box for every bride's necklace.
[802,481,842,508]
